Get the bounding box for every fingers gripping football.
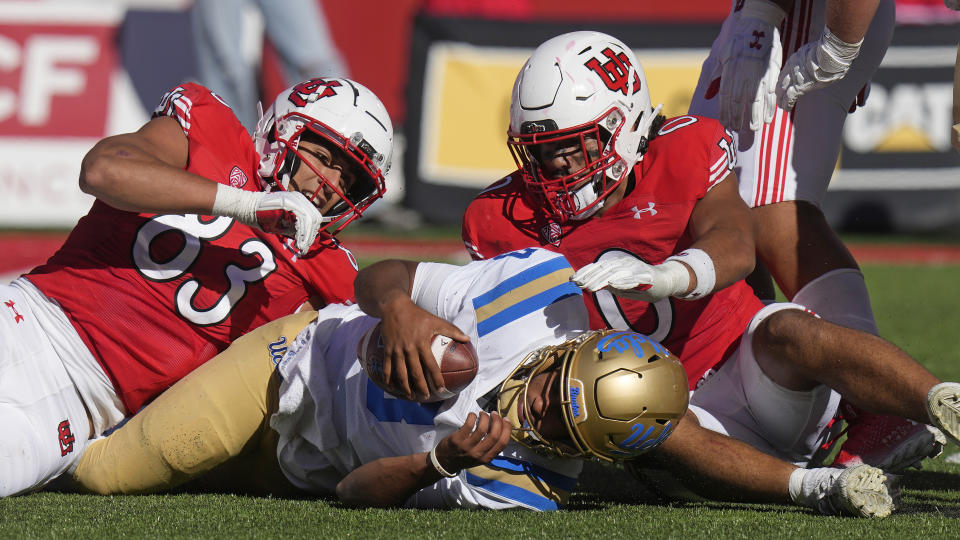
[571,256,689,303]
[433,412,513,475]
[359,321,479,402]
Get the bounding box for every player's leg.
[0,286,91,497]
[752,307,956,435]
[72,310,317,495]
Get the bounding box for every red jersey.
[462,115,764,389]
[26,83,357,413]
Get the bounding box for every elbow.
[78,144,118,197]
[335,480,391,509]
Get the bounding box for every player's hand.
[432,412,513,475]
[718,0,784,131]
[378,295,470,401]
[212,184,323,255]
[777,27,862,111]
[250,191,324,255]
[571,255,689,303]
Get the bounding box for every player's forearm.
[336,453,442,508]
[648,411,793,503]
[684,224,756,293]
[825,0,881,43]
[354,259,420,317]
[80,139,218,215]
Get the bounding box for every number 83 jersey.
[24,83,357,415]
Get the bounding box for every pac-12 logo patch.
[540,221,562,247]
[228,166,248,188]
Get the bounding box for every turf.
[5,256,960,537]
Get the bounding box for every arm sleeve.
[409,261,461,317]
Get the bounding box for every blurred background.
[0,0,958,236]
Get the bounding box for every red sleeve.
[654,116,736,198]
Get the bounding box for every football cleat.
[802,465,899,518]
[831,409,945,472]
[926,382,960,446]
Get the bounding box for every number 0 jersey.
[271,248,588,510]
[462,116,765,388]
[23,83,357,414]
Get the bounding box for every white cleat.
[926,382,960,446]
[802,465,899,518]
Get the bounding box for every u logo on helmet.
[583,47,642,97]
[288,78,341,107]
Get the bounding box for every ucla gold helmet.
[498,329,688,462]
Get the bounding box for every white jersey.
[271,247,590,510]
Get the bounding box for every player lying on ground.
[461,31,960,517]
[0,77,393,497]
[67,248,689,510]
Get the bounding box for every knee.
[754,309,820,359]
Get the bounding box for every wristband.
[665,248,716,300]
[818,26,862,74]
[211,183,258,225]
[429,445,457,478]
[740,0,787,26]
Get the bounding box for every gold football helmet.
[498,329,688,462]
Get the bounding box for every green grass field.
[5,246,960,538]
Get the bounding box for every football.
[357,321,479,402]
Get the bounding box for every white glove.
[571,256,689,303]
[776,26,862,111]
[718,0,785,132]
[212,184,323,255]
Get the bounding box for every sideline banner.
[404,16,960,230]
[0,2,193,229]
[0,3,145,228]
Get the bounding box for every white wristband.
[740,0,787,25]
[429,445,457,478]
[818,26,862,74]
[211,183,258,225]
[665,248,716,300]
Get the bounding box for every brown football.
[357,321,479,402]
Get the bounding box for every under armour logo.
[584,47,642,96]
[4,300,23,324]
[58,420,75,456]
[268,336,288,366]
[749,30,764,49]
[288,78,341,107]
[631,202,657,219]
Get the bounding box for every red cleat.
[830,401,945,472]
